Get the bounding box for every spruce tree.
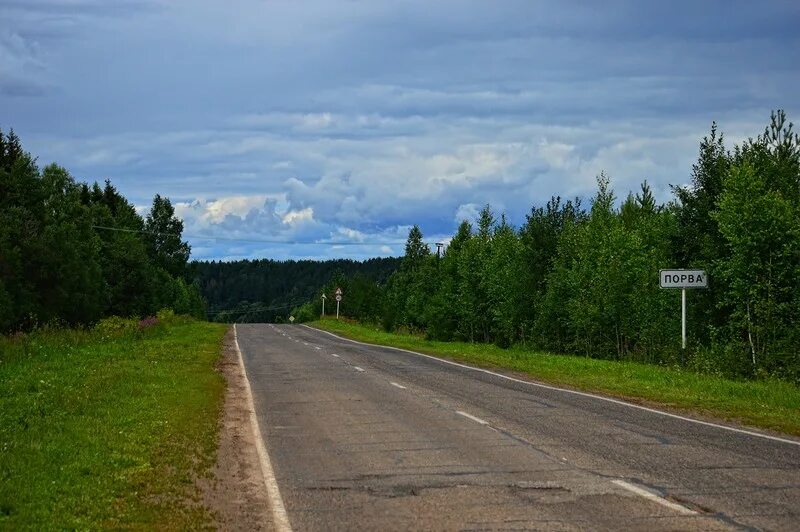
[144,194,191,279]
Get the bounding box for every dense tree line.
[298,112,800,382]
[0,129,204,333]
[193,257,400,323]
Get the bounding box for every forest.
[0,129,205,333]
[293,111,800,382]
[193,257,400,323]
[4,111,798,382]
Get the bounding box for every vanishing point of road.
[235,323,800,531]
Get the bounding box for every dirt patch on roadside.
[200,328,275,531]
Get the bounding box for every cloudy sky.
[2,1,798,260]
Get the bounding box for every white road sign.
[335,287,343,295]
[335,294,342,302]
[660,269,708,289]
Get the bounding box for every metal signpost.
[659,269,708,360]
[335,288,343,320]
[321,293,326,317]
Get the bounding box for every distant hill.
[191,257,401,323]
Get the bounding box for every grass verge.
[0,317,228,529]
[310,318,800,437]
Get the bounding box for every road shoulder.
[200,327,275,531]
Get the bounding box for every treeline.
[295,112,800,382]
[0,129,204,333]
[192,257,400,323]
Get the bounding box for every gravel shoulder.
[200,327,275,531]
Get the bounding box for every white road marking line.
[353,366,365,372]
[611,479,696,515]
[233,324,293,532]
[305,325,800,447]
[456,410,489,425]
[390,382,407,389]
[315,346,322,350]
[331,353,340,357]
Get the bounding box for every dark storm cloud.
[1,0,798,258]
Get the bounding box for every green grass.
[0,317,228,530]
[311,318,800,437]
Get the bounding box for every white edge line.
[611,479,696,515]
[353,366,365,372]
[331,353,340,357]
[456,410,489,425]
[390,382,407,389]
[302,325,800,447]
[233,324,293,532]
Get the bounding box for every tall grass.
[0,315,227,528]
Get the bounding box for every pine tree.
[402,225,429,271]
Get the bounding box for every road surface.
[236,323,800,531]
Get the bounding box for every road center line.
[304,325,800,447]
[353,366,365,372]
[611,479,696,515]
[390,382,407,389]
[233,325,292,532]
[456,410,489,425]
[331,353,340,357]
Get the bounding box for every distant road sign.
[660,269,708,289]
[289,315,295,323]
[335,294,342,302]
[335,287,343,296]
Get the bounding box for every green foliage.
[300,111,800,383]
[711,111,800,380]
[196,257,400,323]
[0,129,205,333]
[144,194,191,279]
[291,301,318,323]
[93,316,140,338]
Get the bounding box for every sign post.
[681,289,686,350]
[659,269,708,361]
[321,293,326,318]
[335,288,343,320]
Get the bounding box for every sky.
[2,0,799,261]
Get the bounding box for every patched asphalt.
[236,323,800,531]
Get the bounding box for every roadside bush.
[156,308,177,324]
[93,316,139,339]
[292,302,317,323]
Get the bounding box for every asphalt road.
[236,323,800,531]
